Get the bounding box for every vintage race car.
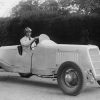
[0,34,100,96]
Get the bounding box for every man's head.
[24,27,32,37]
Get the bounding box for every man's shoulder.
[21,36,27,40]
[20,36,27,42]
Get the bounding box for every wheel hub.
[64,69,79,88]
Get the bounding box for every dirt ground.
[0,72,99,100]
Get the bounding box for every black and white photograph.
[0,0,100,100]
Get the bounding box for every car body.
[0,34,100,96]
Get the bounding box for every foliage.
[0,0,100,46]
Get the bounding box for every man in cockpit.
[20,27,37,50]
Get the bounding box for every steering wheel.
[30,37,39,49]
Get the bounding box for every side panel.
[56,50,79,66]
[0,47,32,73]
[13,49,32,73]
[32,46,57,75]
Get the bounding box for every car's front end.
[85,45,100,84]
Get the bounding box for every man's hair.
[25,27,32,33]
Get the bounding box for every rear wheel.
[57,62,84,96]
[19,73,32,78]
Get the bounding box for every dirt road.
[0,72,99,100]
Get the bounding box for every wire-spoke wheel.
[57,62,84,96]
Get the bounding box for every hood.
[54,44,98,51]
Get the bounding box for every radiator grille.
[89,48,100,76]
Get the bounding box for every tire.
[57,62,84,96]
[19,73,32,78]
[97,81,100,85]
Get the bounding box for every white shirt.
[20,36,36,49]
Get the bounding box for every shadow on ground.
[0,75,59,89]
[0,75,100,97]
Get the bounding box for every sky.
[0,0,22,17]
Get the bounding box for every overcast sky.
[0,0,22,17]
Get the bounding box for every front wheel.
[97,81,100,85]
[19,73,32,78]
[57,62,84,96]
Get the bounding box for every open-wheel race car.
[0,34,100,96]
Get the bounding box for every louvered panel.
[56,51,78,65]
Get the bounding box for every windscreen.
[39,34,50,42]
[38,34,57,46]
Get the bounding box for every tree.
[57,0,100,15]
[8,0,100,46]
[11,0,40,17]
[78,0,100,15]
[41,0,59,11]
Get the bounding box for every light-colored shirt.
[20,36,36,50]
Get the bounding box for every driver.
[20,27,36,50]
